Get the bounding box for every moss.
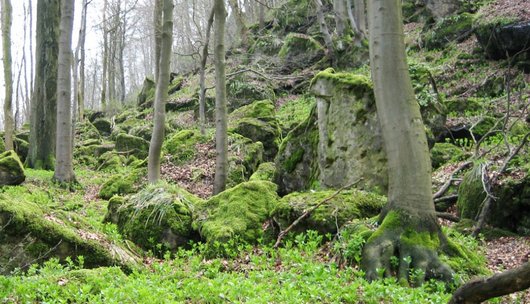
[0,150,25,186]
[115,133,149,159]
[194,181,279,244]
[424,13,475,50]
[163,129,208,163]
[430,143,466,169]
[283,148,304,173]
[276,95,316,132]
[274,189,386,235]
[228,133,264,182]
[457,164,486,219]
[279,33,324,58]
[92,118,112,136]
[75,121,101,142]
[99,171,142,200]
[249,162,276,182]
[440,227,489,277]
[106,183,202,254]
[311,68,373,100]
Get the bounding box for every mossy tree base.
[361,209,454,285]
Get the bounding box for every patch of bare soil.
[478,0,530,23]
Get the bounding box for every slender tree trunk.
[54,0,75,183]
[333,0,347,37]
[2,0,14,150]
[361,0,453,284]
[213,0,228,194]
[77,0,88,120]
[100,0,109,112]
[258,0,264,30]
[314,0,334,64]
[199,7,214,136]
[153,0,162,83]
[148,0,173,183]
[354,0,367,37]
[28,0,60,170]
[227,0,248,48]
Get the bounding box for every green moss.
[311,68,373,100]
[274,189,386,235]
[276,95,316,132]
[424,13,475,50]
[400,230,440,250]
[92,118,112,136]
[249,162,276,182]
[99,172,142,200]
[440,227,489,277]
[430,143,466,169]
[278,33,324,59]
[163,130,208,163]
[283,148,304,173]
[457,164,486,219]
[115,134,149,159]
[0,150,25,185]
[194,181,279,244]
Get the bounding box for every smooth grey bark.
[54,0,75,183]
[100,0,109,111]
[153,0,162,83]
[314,0,334,63]
[73,0,88,121]
[353,0,367,37]
[2,0,14,150]
[333,0,347,37]
[227,0,248,48]
[361,0,452,283]
[147,0,173,183]
[28,0,60,170]
[199,7,214,136]
[213,0,228,194]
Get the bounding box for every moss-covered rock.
[274,105,319,195]
[0,196,141,274]
[104,183,201,254]
[278,33,325,72]
[163,129,208,163]
[457,164,486,219]
[194,181,279,244]
[249,162,276,182]
[115,133,149,159]
[0,151,25,186]
[311,69,387,193]
[227,133,264,186]
[490,175,530,235]
[137,77,155,108]
[424,13,475,50]
[97,151,126,172]
[229,100,280,160]
[13,138,29,163]
[129,125,152,142]
[92,118,112,136]
[226,77,276,110]
[75,121,101,142]
[274,189,386,235]
[99,171,143,200]
[430,143,466,169]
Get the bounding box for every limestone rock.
[92,118,112,136]
[0,150,25,186]
[115,133,149,159]
[278,33,325,73]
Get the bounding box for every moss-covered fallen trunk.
[0,196,141,274]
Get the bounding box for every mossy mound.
[273,189,386,235]
[457,164,486,219]
[163,130,208,163]
[490,175,530,235]
[75,121,101,142]
[104,183,202,254]
[99,170,143,200]
[229,100,280,160]
[92,118,112,137]
[227,133,264,186]
[137,78,155,108]
[115,133,149,159]
[226,77,276,110]
[430,143,466,169]
[13,138,29,163]
[194,181,279,244]
[0,150,25,186]
[278,33,325,72]
[424,13,475,50]
[0,196,140,274]
[249,162,276,182]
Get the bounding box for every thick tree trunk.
[54,0,75,183]
[333,0,347,37]
[148,0,173,183]
[28,0,60,170]
[213,0,228,194]
[450,262,530,304]
[2,0,14,151]
[199,7,214,136]
[354,0,367,37]
[361,0,453,284]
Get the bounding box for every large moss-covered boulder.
[115,133,149,159]
[92,118,112,136]
[137,77,155,108]
[13,138,29,163]
[104,183,201,253]
[430,142,466,169]
[227,133,264,186]
[0,151,25,186]
[273,189,386,235]
[424,13,475,50]
[0,196,141,274]
[457,164,486,219]
[163,129,208,163]
[249,162,276,182]
[311,69,387,193]
[99,170,143,200]
[229,100,280,160]
[194,181,279,244]
[75,120,101,142]
[226,77,276,110]
[274,106,319,195]
[278,33,325,72]
[491,175,530,235]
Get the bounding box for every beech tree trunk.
[228,0,248,48]
[148,0,173,183]
[153,0,162,83]
[199,7,214,136]
[100,0,109,111]
[28,0,60,170]
[361,0,453,284]
[314,0,334,63]
[354,0,367,37]
[2,0,14,151]
[213,0,228,194]
[54,0,75,183]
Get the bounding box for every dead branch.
[436,212,460,222]
[273,179,361,249]
[433,161,472,199]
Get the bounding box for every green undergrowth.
[0,232,453,303]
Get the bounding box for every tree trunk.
[148,0,173,183]
[353,0,367,37]
[54,0,75,183]
[333,0,347,37]
[100,0,109,112]
[77,0,88,120]
[361,0,453,284]
[2,0,14,151]
[153,0,162,83]
[227,0,248,48]
[449,262,530,304]
[213,0,228,194]
[314,0,334,64]
[199,7,214,136]
[28,0,60,170]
